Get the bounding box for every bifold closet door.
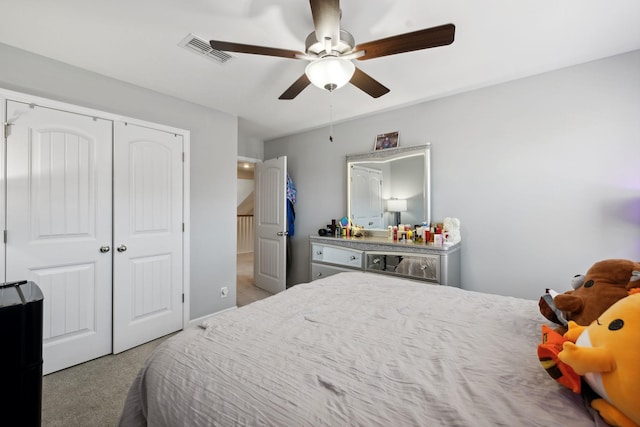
[5,100,113,374]
[112,122,184,354]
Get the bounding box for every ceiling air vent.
[179,33,233,64]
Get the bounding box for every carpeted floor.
[42,332,173,427]
[237,252,273,307]
[41,252,270,426]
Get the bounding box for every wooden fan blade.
[350,67,390,98]
[354,23,455,61]
[279,74,311,100]
[210,40,304,59]
[309,0,340,46]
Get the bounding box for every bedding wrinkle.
[119,272,603,427]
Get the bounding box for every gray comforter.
[119,272,604,426]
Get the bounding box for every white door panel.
[5,100,113,374]
[350,165,383,229]
[34,265,96,339]
[113,122,183,354]
[254,157,286,294]
[0,100,4,282]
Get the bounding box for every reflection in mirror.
[347,144,431,232]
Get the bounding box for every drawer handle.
[350,255,357,260]
[316,251,323,255]
[316,272,322,277]
[372,258,380,264]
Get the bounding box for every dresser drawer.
[365,252,440,283]
[310,263,359,281]
[311,243,363,268]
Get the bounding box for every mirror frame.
[346,143,431,233]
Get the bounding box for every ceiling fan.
[209,0,455,100]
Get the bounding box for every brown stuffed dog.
[553,259,640,334]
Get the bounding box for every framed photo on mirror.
[374,131,399,151]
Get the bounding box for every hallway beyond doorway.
[237,252,272,307]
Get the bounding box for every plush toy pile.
[537,259,640,427]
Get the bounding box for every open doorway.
[237,158,272,306]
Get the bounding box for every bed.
[119,272,606,427]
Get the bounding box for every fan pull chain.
[328,92,334,142]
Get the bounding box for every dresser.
[309,235,461,287]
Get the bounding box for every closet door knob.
[99,246,111,253]
[117,245,127,252]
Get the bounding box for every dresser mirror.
[347,144,431,233]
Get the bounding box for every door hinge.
[182,152,185,162]
[182,293,185,303]
[3,230,6,244]
[182,223,185,232]
[4,123,12,139]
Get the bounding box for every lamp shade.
[386,199,407,212]
[305,57,355,92]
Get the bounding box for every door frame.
[0,87,191,335]
[236,156,260,305]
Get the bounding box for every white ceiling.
[1,0,639,141]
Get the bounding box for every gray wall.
[0,43,238,319]
[238,118,264,160]
[265,50,640,300]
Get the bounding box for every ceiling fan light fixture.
[305,56,355,92]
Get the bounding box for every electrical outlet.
[220,286,229,298]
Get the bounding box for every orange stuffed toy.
[538,324,581,392]
[559,291,640,427]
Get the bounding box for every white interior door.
[254,156,287,294]
[112,122,183,354]
[5,100,113,374]
[350,165,383,228]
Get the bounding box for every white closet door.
[5,100,113,374]
[112,122,183,354]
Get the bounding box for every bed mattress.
[119,272,604,426]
